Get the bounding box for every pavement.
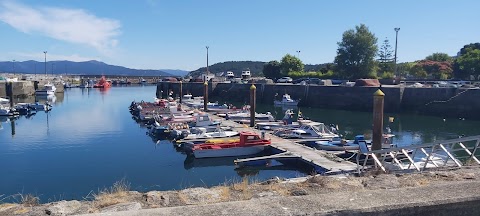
[81,180,480,216]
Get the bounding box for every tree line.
[263,24,480,81]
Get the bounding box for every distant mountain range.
[0,60,189,77]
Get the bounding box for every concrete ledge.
[82,181,480,216]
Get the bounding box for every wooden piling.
[372,89,385,151]
[6,82,14,107]
[250,84,256,127]
[203,81,208,111]
[179,81,183,103]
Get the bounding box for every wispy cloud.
[0,1,121,54]
[12,52,100,62]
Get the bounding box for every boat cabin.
[241,70,251,79]
[239,132,269,144]
[194,114,220,127]
[226,71,235,79]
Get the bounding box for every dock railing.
[356,135,480,174]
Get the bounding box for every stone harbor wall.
[0,81,64,98]
[158,82,480,120]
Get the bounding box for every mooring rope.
[424,88,471,106]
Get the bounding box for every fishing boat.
[274,94,299,106]
[93,76,112,88]
[186,131,271,158]
[35,83,56,95]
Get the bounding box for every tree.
[455,48,480,80]
[377,38,394,75]
[411,60,453,79]
[410,63,428,78]
[426,53,452,62]
[262,60,281,80]
[454,43,480,79]
[334,24,378,79]
[280,54,304,75]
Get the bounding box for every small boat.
[316,134,395,151]
[93,76,112,88]
[0,105,14,116]
[29,102,52,111]
[186,131,270,158]
[219,111,275,123]
[284,122,338,139]
[274,94,299,106]
[35,83,56,95]
[181,127,239,141]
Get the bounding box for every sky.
[0,0,479,71]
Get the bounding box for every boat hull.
[193,145,267,158]
[274,101,299,106]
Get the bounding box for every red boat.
[188,131,271,158]
[93,76,112,88]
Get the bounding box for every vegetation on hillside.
[189,25,480,81]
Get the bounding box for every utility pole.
[206,46,209,75]
[44,51,47,77]
[394,28,400,78]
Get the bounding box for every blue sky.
[0,0,479,71]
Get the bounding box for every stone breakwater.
[0,81,64,98]
[158,82,480,120]
[1,168,480,215]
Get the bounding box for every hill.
[189,61,265,78]
[0,60,176,76]
[188,61,332,78]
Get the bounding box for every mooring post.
[7,82,14,107]
[372,89,385,151]
[10,120,15,137]
[250,84,256,127]
[203,81,208,111]
[179,81,183,103]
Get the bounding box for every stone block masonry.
[158,82,480,120]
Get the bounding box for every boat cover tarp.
[354,79,380,87]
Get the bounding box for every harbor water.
[1,85,479,202]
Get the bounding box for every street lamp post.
[12,60,15,76]
[206,46,209,75]
[394,28,400,78]
[296,50,301,58]
[43,51,47,77]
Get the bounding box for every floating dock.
[209,114,358,174]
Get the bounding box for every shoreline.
[2,167,480,215]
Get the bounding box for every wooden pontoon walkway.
[209,114,357,174]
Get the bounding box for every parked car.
[292,78,308,84]
[277,77,293,83]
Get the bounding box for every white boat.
[220,112,275,123]
[286,122,338,139]
[35,83,56,95]
[274,94,299,106]
[0,105,12,116]
[29,102,51,111]
[182,128,239,141]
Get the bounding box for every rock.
[260,176,281,185]
[142,191,170,207]
[45,200,82,215]
[364,174,400,189]
[253,192,276,198]
[100,202,142,213]
[462,172,476,180]
[290,190,308,196]
[178,187,223,205]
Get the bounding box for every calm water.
[1,85,480,202]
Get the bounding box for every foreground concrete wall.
[157,82,480,119]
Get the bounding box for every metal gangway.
[356,135,480,174]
